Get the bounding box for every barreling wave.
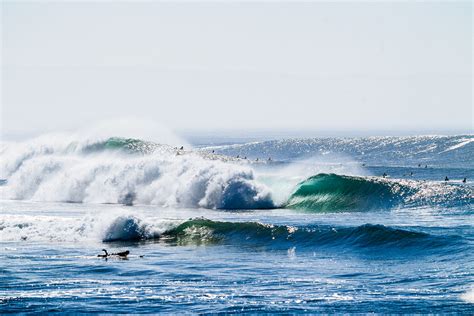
[285,173,474,212]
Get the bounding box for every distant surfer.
[382,172,387,178]
[212,150,215,153]
[268,157,272,161]
[462,177,467,183]
[444,176,449,182]
[180,146,184,150]
[256,158,259,162]
[237,155,240,158]
[425,165,428,168]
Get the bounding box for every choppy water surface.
[1,135,473,313]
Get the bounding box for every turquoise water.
[1,135,473,313]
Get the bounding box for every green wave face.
[285,173,407,212]
[82,137,158,154]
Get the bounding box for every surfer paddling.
[97,249,130,259]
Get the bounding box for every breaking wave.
[1,135,472,212]
[286,173,473,212]
[0,136,273,210]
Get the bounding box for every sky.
[1,1,473,139]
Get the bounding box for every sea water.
[1,135,473,313]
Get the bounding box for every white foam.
[0,211,178,243]
[0,135,274,209]
[461,288,474,303]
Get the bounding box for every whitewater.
[1,133,473,313]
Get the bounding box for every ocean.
[1,134,473,313]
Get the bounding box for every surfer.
[462,177,467,183]
[179,146,184,150]
[382,172,387,178]
[97,249,130,258]
[444,176,449,182]
[268,157,272,161]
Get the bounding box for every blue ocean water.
[1,135,473,313]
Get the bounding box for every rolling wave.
[286,173,473,212]
[160,218,455,251]
[1,214,459,253]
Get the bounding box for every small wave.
[285,173,473,212]
[159,218,455,252]
[0,214,461,253]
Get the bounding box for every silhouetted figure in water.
[462,177,467,183]
[212,150,214,153]
[425,165,428,168]
[418,164,421,167]
[97,249,129,258]
[382,173,387,178]
[410,172,413,176]
[268,157,272,161]
[362,163,366,167]
[236,155,240,158]
[445,176,449,182]
[244,156,247,159]
[179,146,184,150]
[256,158,259,162]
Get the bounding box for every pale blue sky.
[1,1,472,138]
